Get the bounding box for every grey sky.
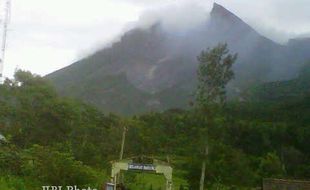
[2,0,310,78]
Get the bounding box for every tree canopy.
[0,69,309,190]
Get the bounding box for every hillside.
[46,3,310,115]
[1,71,310,189]
[247,62,310,101]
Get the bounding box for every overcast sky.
[1,0,310,78]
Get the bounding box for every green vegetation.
[195,43,237,190]
[247,61,310,102]
[1,58,310,189]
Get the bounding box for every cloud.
[2,0,310,77]
[3,0,143,77]
[112,0,172,6]
[214,0,310,43]
[135,0,211,31]
[116,0,310,42]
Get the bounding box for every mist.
[135,1,211,32]
[121,0,310,44]
[46,0,310,115]
[5,0,310,78]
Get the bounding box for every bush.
[22,145,98,187]
[0,176,26,190]
[259,152,285,178]
[0,145,23,175]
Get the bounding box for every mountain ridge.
[46,3,310,115]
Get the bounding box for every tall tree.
[196,43,237,190]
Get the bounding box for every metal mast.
[0,0,11,82]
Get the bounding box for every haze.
[2,0,310,78]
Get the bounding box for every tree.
[259,152,285,178]
[196,43,237,107]
[195,43,237,190]
[22,145,98,186]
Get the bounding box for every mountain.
[46,3,310,115]
[247,62,310,101]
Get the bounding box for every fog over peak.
[134,1,211,32]
[4,0,310,78]
[125,1,310,44]
[47,1,310,115]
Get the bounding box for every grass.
[121,170,188,190]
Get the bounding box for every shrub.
[22,145,98,187]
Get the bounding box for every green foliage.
[0,175,41,190]
[0,145,22,175]
[1,70,121,165]
[22,145,98,187]
[259,152,285,178]
[195,43,237,190]
[1,70,310,189]
[196,43,237,107]
[206,143,255,186]
[186,143,256,188]
[246,61,310,102]
[0,176,25,190]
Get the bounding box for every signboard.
[128,163,156,171]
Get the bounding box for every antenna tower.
[0,0,11,82]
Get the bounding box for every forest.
[0,45,309,190]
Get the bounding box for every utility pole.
[199,145,208,190]
[119,125,127,160]
[117,124,127,186]
[0,0,11,83]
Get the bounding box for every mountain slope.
[47,3,310,115]
[247,62,310,101]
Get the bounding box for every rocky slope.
[47,3,310,115]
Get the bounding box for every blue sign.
[128,163,156,171]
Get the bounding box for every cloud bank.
[118,0,310,43]
[2,0,310,78]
